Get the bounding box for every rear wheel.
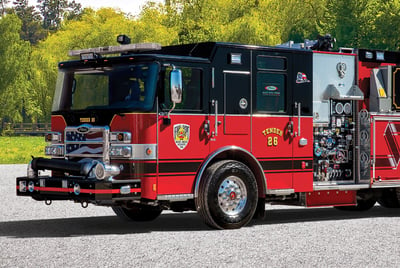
[196,160,258,229]
[112,205,162,222]
[377,188,400,208]
[335,190,376,211]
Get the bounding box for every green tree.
[30,8,152,119]
[0,14,34,123]
[366,0,400,50]
[37,0,81,30]
[13,0,46,44]
[133,1,178,45]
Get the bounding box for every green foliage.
[37,0,82,30]
[0,136,46,164]
[0,14,32,123]
[1,0,400,130]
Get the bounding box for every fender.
[194,146,267,199]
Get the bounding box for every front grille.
[65,125,109,160]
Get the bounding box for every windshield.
[52,62,159,112]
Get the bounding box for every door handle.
[295,102,301,136]
[204,120,210,136]
[212,100,219,137]
[288,121,296,137]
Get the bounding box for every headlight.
[110,145,132,159]
[19,181,27,192]
[45,145,64,157]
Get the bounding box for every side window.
[256,73,286,112]
[163,67,202,111]
[256,55,287,113]
[257,56,286,70]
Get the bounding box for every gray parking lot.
[1,164,399,267]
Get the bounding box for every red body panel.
[51,115,67,133]
[306,190,356,207]
[110,114,158,199]
[158,114,208,195]
[371,115,400,181]
[252,116,313,192]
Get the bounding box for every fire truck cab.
[16,35,400,229]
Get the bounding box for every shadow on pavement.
[0,206,398,238]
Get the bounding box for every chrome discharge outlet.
[94,162,120,180]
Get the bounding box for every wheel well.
[194,146,266,199]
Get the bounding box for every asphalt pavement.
[1,164,399,267]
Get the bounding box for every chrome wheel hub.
[218,176,247,216]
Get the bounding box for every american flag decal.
[65,126,106,157]
[296,72,310,84]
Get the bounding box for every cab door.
[208,49,252,152]
[157,66,209,196]
[208,71,251,152]
[251,51,313,192]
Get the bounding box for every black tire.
[112,205,162,222]
[377,188,400,208]
[334,198,376,211]
[196,160,258,229]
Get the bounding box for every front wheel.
[196,160,258,229]
[112,205,162,222]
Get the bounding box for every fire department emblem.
[174,124,190,150]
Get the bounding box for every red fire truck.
[16,35,400,229]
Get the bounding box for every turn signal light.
[45,132,62,143]
[110,132,131,143]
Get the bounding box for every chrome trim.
[252,114,314,118]
[157,194,194,201]
[266,189,295,195]
[64,125,110,163]
[194,146,266,199]
[132,144,157,160]
[218,176,247,215]
[371,180,400,188]
[212,100,219,137]
[109,179,141,184]
[295,102,302,136]
[313,184,370,191]
[223,70,251,75]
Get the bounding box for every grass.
[0,136,46,164]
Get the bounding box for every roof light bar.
[68,43,162,57]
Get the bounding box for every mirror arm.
[167,102,176,119]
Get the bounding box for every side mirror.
[170,68,183,104]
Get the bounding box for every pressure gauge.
[335,102,344,114]
[344,102,352,115]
